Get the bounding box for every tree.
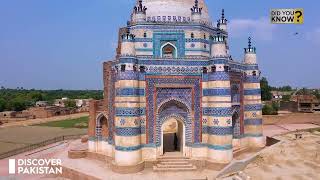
[0,99,6,112]
[260,77,272,101]
[64,99,77,108]
[10,98,27,111]
[282,95,291,101]
[313,90,320,100]
[262,104,278,115]
[297,88,311,95]
[30,92,43,102]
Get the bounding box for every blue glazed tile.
[244,119,262,125]
[115,127,141,136]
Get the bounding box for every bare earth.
[0,112,88,128]
[0,126,87,154]
[243,131,320,180]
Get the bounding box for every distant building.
[280,94,320,113]
[0,111,16,118]
[54,99,65,107]
[36,101,48,107]
[271,91,292,100]
[27,106,76,119]
[75,99,90,108]
[291,95,320,113]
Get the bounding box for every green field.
[34,116,89,128]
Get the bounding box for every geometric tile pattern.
[115,107,146,117]
[203,88,231,96]
[202,107,232,117]
[116,88,145,96]
[115,127,141,136]
[207,126,233,135]
[145,76,202,144]
[244,104,262,111]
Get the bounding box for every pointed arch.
[158,98,190,114]
[160,42,177,58]
[96,113,108,138]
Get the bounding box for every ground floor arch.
[95,113,108,139]
[156,97,191,157]
[160,115,186,156]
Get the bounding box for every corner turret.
[132,0,147,22]
[191,0,202,22]
[244,37,257,64]
[120,26,136,56]
[211,34,228,57]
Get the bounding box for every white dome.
[134,0,211,23]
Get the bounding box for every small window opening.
[203,67,208,74]
[121,64,126,72]
[211,66,216,72]
[140,66,146,73]
[224,65,229,72]
[252,71,257,76]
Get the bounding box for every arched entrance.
[96,113,108,139]
[161,116,185,156]
[232,112,240,138]
[157,99,189,157]
[232,110,241,149]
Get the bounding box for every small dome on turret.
[217,9,228,31]
[244,37,257,64]
[211,34,228,57]
[120,27,136,56]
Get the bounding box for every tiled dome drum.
[133,0,211,24]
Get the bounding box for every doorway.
[162,117,184,155]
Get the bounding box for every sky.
[0,0,319,90]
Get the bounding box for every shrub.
[262,104,278,115]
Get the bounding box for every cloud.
[229,17,277,41]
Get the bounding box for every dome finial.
[191,0,202,15]
[134,0,147,14]
[222,9,225,19]
[244,37,256,54]
[219,9,227,24]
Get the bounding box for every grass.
[34,116,89,129]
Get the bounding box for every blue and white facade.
[88,0,265,172]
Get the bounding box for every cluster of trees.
[0,88,103,112]
[271,85,293,92]
[260,77,273,101]
[260,77,320,115]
